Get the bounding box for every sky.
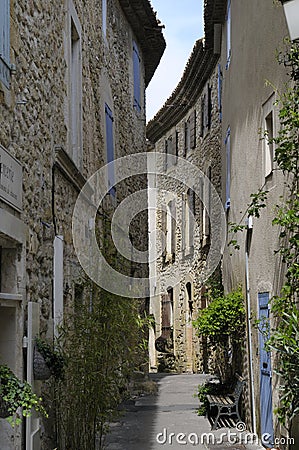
[146,0,204,122]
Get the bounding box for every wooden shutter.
[190,110,196,149]
[184,121,188,156]
[208,86,212,130]
[105,103,115,195]
[161,294,171,339]
[225,128,231,210]
[200,97,205,137]
[170,200,176,259]
[175,131,179,162]
[217,64,222,121]
[181,193,186,252]
[204,167,211,237]
[164,139,168,171]
[161,208,167,258]
[133,41,141,112]
[189,189,195,244]
[0,0,10,88]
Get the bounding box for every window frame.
[262,94,276,179]
[105,103,116,196]
[0,0,11,88]
[225,127,231,211]
[226,0,231,69]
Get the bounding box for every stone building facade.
[217,0,295,445]
[147,34,222,373]
[0,0,165,449]
[148,0,297,446]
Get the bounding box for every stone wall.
[0,0,163,448]
[148,60,222,373]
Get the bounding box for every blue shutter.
[225,127,231,210]
[102,0,107,37]
[133,41,141,112]
[226,0,231,69]
[105,103,115,196]
[258,292,274,446]
[0,0,10,88]
[217,64,222,121]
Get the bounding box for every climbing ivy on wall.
[193,286,245,382]
[227,39,299,434]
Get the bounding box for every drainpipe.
[245,216,257,435]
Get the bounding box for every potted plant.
[34,338,64,381]
[0,364,47,426]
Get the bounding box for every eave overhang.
[119,0,166,87]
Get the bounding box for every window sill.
[54,146,91,195]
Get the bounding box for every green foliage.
[228,189,269,250]
[193,288,245,344]
[55,282,152,450]
[196,384,212,416]
[35,338,64,380]
[0,364,47,427]
[264,43,299,432]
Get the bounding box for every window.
[0,0,10,88]
[190,110,196,149]
[263,95,275,178]
[163,200,176,263]
[102,0,107,37]
[69,10,82,169]
[186,282,193,321]
[184,119,190,156]
[226,0,231,69]
[184,111,196,155]
[217,64,222,121]
[161,289,173,340]
[105,103,115,196]
[203,167,211,238]
[200,87,212,136]
[165,132,178,169]
[225,128,231,210]
[133,41,141,112]
[183,189,195,255]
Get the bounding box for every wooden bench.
[206,374,245,430]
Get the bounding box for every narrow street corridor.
[105,374,263,450]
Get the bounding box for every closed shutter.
[170,200,176,259]
[218,64,222,121]
[208,86,212,129]
[225,128,231,210]
[204,167,211,236]
[181,193,186,251]
[190,110,196,149]
[164,139,168,171]
[0,0,10,88]
[105,103,115,195]
[161,290,173,339]
[200,97,204,137]
[133,41,141,112]
[161,294,171,339]
[189,189,195,244]
[175,131,179,162]
[161,208,167,258]
[184,121,188,156]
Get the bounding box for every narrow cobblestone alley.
[105,374,264,450]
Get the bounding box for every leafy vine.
[227,39,299,434]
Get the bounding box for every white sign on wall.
[0,144,22,211]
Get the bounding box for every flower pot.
[0,397,10,418]
[33,348,51,381]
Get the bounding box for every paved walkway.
[104,373,264,450]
